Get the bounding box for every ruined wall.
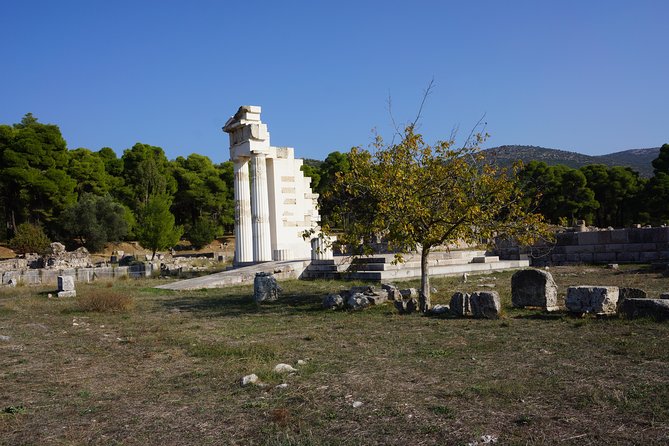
[497,227,669,266]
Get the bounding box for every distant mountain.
[482,145,660,177]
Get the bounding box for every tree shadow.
[160,291,324,318]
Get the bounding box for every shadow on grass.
[161,291,324,318]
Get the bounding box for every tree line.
[1,114,234,256]
[1,113,667,256]
[516,143,669,228]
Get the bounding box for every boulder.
[366,290,388,305]
[449,292,471,317]
[381,283,401,301]
[428,304,449,315]
[253,272,281,303]
[511,269,558,311]
[394,297,418,315]
[470,291,501,319]
[566,286,619,315]
[400,288,419,299]
[323,294,344,310]
[346,293,371,310]
[619,298,669,321]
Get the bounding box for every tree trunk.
[419,246,431,313]
[151,249,156,261]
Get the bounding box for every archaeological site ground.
[1,265,668,445]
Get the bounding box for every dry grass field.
[1,265,668,445]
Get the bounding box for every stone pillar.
[234,158,253,264]
[250,153,272,262]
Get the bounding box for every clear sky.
[1,0,667,163]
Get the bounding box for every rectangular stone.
[280,176,295,182]
[594,253,616,263]
[566,286,619,315]
[57,275,75,292]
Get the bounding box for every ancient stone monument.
[223,106,321,264]
[511,269,559,311]
[57,275,76,298]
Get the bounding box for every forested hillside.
[483,145,660,177]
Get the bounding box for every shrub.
[9,223,51,255]
[76,289,134,312]
[188,218,216,250]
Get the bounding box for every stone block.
[610,230,629,243]
[323,294,344,310]
[57,290,77,298]
[511,269,559,311]
[381,283,401,301]
[470,291,501,319]
[58,275,75,292]
[566,286,619,315]
[449,292,471,317]
[619,298,669,321]
[253,272,281,303]
[594,253,617,263]
[619,287,647,300]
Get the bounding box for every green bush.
[188,218,216,250]
[9,223,51,255]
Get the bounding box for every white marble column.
[250,153,272,262]
[233,157,253,264]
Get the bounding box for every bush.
[76,289,134,312]
[60,194,130,252]
[9,223,52,255]
[188,218,216,250]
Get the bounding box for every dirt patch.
[0,245,15,259]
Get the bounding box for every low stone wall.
[497,227,669,266]
[1,263,158,287]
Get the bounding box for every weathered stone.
[58,275,75,292]
[253,272,281,303]
[619,287,647,300]
[400,288,419,299]
[7,278,17,288]
[346,293,370,310]
[381,283,402,300]
[366,291,388,305]
[660,292,669,300]
[428,304,449,315]
[470,291,501,319]
[274,363,297,373]
[566,286,619,315]
[348,285,376,296]
[394,297,418,314]
[323,294,344,310]
[241,374,259,386]
[511,269,559,311]
[449,292,471,317]
[619,298,669,321]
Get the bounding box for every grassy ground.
[1,265,668,445]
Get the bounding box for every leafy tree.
[171,154,233,233]
[188,217,217,250]
[67,148,110,196]
[136,194,183,260]
[324,126,548,312]
[652,143,669,175]
[518,162,598,224]
[121,143,176,211]
[316,150,351,224]
[59,194,130,252]
[0,114,76,234]
[9,222,51,255]
[300,163,321,191]
[580,165,643,227]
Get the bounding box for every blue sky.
[1,0,667,163]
